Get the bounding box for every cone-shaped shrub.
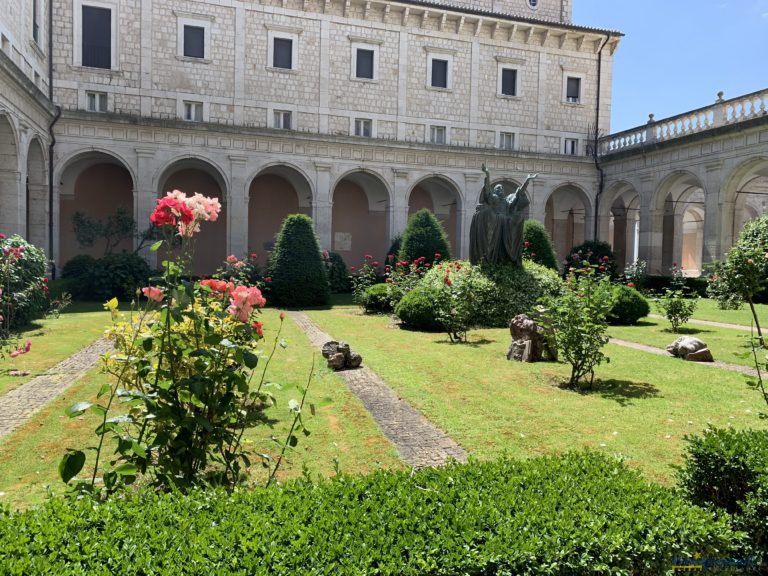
[267,214,330,307]
[398,209,451,265]
[522,220,559,271]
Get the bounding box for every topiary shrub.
[61,254,97,280]
[398,209,450,266]
[323,251,351,293]
[77,252,151,301]
[0,235,49,329]
[267,214,330,308]
[394,286,443,331]
[608,284,650,325]
[361,283,392,314]
[564,240,618,278]
[522,220,559,271]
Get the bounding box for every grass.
[687,297,768,328]
[609,316,763,368]
[0,302,112,397]
[307,306,768,485]
[0,308,401,510]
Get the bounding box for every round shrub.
[608,284,650,325]
[398,209,451,265]
[565,240,617,277]
[420,260,497,329]
[361,283,392,314]
[324,251,351,293]
[522,220,559,271]
[267,214,330,308]
[1,235,49,329]
[61,254,97,280]
[394,286,442,331]
[77,252,151,301]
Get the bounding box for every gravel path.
[0,339,112,439]
[289,311,467,468]
[648,314,754,332]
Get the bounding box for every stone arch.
[331,169,390,267]
[247,163,314,256]
[722,157,768,250]
[543,183,593,263]
[157,157,229,276]
[407,174,463,257]
[0,114,21,235]
[26,137,47,250]
[57,150,135,267]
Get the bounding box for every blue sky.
[573,0,768,133]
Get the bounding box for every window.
[183,101,203,122]
[500,68,517,97]
[273,37,293,69]
[86,91,108,112]
[430,125,446,145]
[431,59,448,88]
[354,118,372,137]
[81,5,112,69]
[528,0,538,7]
[355,49,374,79]
[183,25,205,59]
[564,138,578,155]
[32,0,40,44]
[273,110,292,130]
[499,132,515,150]
[566,76,581,103]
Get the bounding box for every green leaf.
[288,434,298,447]
[243,350,259,369]
[89,404,107,416]
[142,337,154,352]
[97,382,111,398]
[149,240,163,252]
[114,463,138,476]
[59,450,86,483]
[131,441,147,458]
[65,401,92,418]
[288,399,301,414]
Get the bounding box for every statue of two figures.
[469,164,538,267]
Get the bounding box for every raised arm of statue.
[479,163,493,205]
[515,173,539,197]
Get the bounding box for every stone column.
[135,148,158,267]
[703,161,724,265]
[669,212,684,272]
[611,209,628,270]
[391,169,410,242]
[313,163,333,251]
[637,176,660,273]
[228,155,248,258]
[0,170,22,236]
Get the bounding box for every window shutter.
[184,26,205,59]
[273,38,293,69]
[567,77,581,100]
[356,49,374,79]
[82,6,112,69]
[501,69,517,96]
[431,59,448,88]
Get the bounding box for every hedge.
[607,285,650,325]
[0,452,739,575]
[398,209,450,265]
[522,220,559,271]
[361,283,392,313]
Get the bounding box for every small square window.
[354,118,372,137]
[499,132,515,150]
[355,49,374,80]
[564,138,578,155]
[183,101,203,122]
[273,110,292,130]
[81,5,112,69]
[273,38,293,69]
[566,77,581,103]
[430,125,446,145]
[431,59,448,89]
[500,69,517,97]
[183,25,205,59]
[86,91,108,112]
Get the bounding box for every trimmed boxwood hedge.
[361,282,392,313]
[0,452,740,575]
[608,285,650,325]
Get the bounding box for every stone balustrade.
[600,88,768,155]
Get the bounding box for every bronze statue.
[469,164,538,267]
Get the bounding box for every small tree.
[522,220,559,271]
[656,265,698,333]
[537,263,613,389]
[72,208,136,255]
[563,240,618,278]
[267,214,330,308]
[398,209,451,265]
[707,215,768,346]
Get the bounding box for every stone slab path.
[648,314,754,332]
[609,337,758,377]
[288,311,467,468]
[0,338,112,439]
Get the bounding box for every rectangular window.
[86,91,108,112]
[431,59,448,88]
[354,118,372,137]
[566,76,581,103]
[183,25,205,59]
[430,125,446,145]
[273,110,292,130]
[32,0,39,43]
[273,37,293,69]
[81,5,112,69]
[355,48,374,79]
[183,101,203,122]
[500,68,517,96]
[499,132,515,150]
[564,138,578,155]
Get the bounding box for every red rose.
[627,282,635,288]
[524,241,530,248]
[599,265,606,271]
[279,312,285,320]
[265,277,272,283]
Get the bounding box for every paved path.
[609,337,758,377]
[288,311,467,468]
[648,314,754,332]
[0,338,112,439]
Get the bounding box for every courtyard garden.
[1,201,767,574]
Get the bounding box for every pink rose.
[142,286,164,302]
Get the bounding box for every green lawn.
[0,303,112,397]
[307,306,768,485]
[687,298,768,328]
[0,308,401,510]
[609,316,763,368]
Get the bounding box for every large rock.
[321,340,363,370]
[506,314,556,362]
[666,336,714,362]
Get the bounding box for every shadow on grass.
[433,338,497,348]
[661,326,712,336]
[587,378,663,407]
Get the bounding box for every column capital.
[229,155,248,165]
[393,169,409,179]
[135,147,155,159]
[315,162,333,172]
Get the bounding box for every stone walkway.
[288,311,467,468]
[648,314,754,332]
[0,338,112,439]
[609,337,758,377]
